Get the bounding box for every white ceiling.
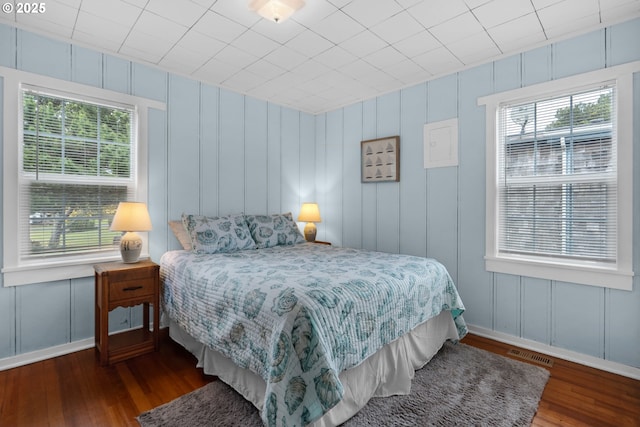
[2,0,639,114]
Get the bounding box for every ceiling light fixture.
[250,0,305,23]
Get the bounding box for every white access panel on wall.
[424,118,459,168]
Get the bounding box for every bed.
[160,213,467,427]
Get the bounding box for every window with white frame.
[21,88,135,257]
[479,63,636,291]
[2,67,164,286]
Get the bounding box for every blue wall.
[0,18,638,372]
[314,19,640,369]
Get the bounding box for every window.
[2,66,164,286]
[480,63,637,291]
[21,89,135,258]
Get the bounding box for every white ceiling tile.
[446,31,501,64]
[252,18,306,44]
[190,0,218,8]
[530,0,566,9]
[222,69,269,93]
[429,11,484,44]
[74,11,132,47]
[72,29,123,52]
[263,45,308,69]
[395,0,424,8]
[363,46,408,69]
[244,59,288,80]
[210,0,262,27]
[538,0,600,36]
[393,30,442,57]
[122,0,149,7]
[122,30,172,60]
[339,30,387,58]
[327,0,355,8]
[292,59,333,81]
[291,0,339,26]
[16,1,78,37]
[339,59,380,79]
[119,43,165,63]
[413,46,464,75]
[600,1,640,21]
[214,44,259,69]
[409,0,470,28]
[285,30,334,57]
[193,11,247,43]
[489,13,547,52]
[80,0,142,27]
[342,0,403,28]
[310,10,365,44]
[131,10,188,44]
[370,11,424,44]
[233,29,281,58]
[159,54,205,75]
[472,0,535,29]
[464,0,492,7]
[16,16,74,38]
[384,59,430,83]
[145,0,207,27]
[192,57,241,83]
[313,46,358,69]
[56,0,81,7]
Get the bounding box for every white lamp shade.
[249,0,304,23]
[111,202,152,232]
[297,203,321,223]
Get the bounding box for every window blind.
[496,85,616,262]
[20,89,136,258]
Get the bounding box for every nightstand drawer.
[109,277,155,302]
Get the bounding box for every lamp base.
[119,231,143,263]
[303,222,317,242]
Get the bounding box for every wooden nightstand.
[94,260,159,366]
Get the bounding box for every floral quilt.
[160,243,467,427]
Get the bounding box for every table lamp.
[297,202,321,242]
[110,202,152,263]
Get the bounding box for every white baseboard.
[468,325,640,380]
[0,338,95,371]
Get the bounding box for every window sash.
[496,85,617,263]
[18,88,137,260]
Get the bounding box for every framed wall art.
[361,136,400,183]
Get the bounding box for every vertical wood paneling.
[281,108,301,215]
[0,287,15,358]
[605,288,640,366]
[361,99,377,250]
[245,97,269,214]
[218,89,245,214]
[267,104,282,215]
[399,84,427,257]
[494,273,520,336]
[0,25,16,68]
[17,281,70,353]
[71,46,102,87]
[552,282,604,358]
[70,277,94,341]
[314,113,327,241]
[521,277,551,344]
[375,92,401,254]
[299,113,316,206]
[342,103,363,249]
[607,18,640,65]
[148,108,168,257]
[553,30,606,78]
[17,30,70,80]
[324,109,343,246]
[426,75,458,122]
[493,55,522,92]
[132,63,167,102]
[200,84,219,216]
[168,76,200,218]
[102,55,131,94]
[457,64,493,328]
[522,45,552,87]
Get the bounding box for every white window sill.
[485,255,633,291]
[2,252,150,286]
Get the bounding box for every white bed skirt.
[169,310,459,426]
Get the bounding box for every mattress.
[161,243,466,426]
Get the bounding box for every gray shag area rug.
[138,342,549,427]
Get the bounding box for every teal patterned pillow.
[182,213,256,254]
[245,212,305,248]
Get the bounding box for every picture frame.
[361,136,400,183]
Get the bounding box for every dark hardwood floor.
[0,331,638,426]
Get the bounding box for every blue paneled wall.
[0,18,639,374]
[314,18,640,370]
